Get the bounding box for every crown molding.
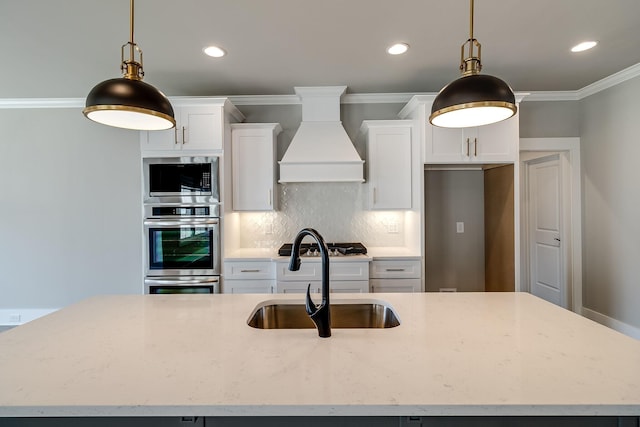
[226,94,300,106]
[522,91,579,102]
[577,62,640,99]
[0,98,84,109]
[342,92,420,104]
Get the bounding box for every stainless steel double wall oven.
[143,156,221,294]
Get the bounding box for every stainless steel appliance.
[143,203,221,294]
[143,156,219,204]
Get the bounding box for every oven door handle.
[144,218,220,227]
[144,277,220,286]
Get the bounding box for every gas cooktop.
[278,242,367,257]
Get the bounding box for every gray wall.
[0,108,142,310]
[518,100,580,138]
[424,170,485,292]
[518,79,640,331]
[579,76,640,329]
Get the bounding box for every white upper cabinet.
[361,120,413,210]
[425,110,519,163]
[140,100,244,154]
[231,123,282,211]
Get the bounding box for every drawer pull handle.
[385,268,406,272]
[240,269,261,273]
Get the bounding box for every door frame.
[520,138,582,314]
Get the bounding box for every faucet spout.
[289,228,331,338]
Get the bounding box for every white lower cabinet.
[277,281,369,294]
[370,259,422,292]
[224,280,275,294]
[223,260,275,294]
[370,278,421,293]
[275,260,370,293]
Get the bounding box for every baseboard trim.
[582,307,640,340]
[0,308,59,326]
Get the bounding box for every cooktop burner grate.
[278,242,367,257]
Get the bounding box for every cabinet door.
[370,278,421,293]
[425,126,464,163]
[141,127,178,151]
[223,280,274,294]
[368,125,412,209]
[330,280,369,293]
[276,281,321,294]
[140,106,224,152]
[180,106,223,151]
[232,127,276,211]
[471,113,518,162]
[425,112,518,163]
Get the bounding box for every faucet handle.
[305,283,318,316]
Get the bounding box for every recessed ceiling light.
[571,41,598,53]
[387,43,409,55]
[203,45,226,58]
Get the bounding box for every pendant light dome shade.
[429,0,516,128]
[84,77,175,131]
[83,0,175,131]
[430,74,516,128]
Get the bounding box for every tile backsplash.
[238,182,406,248]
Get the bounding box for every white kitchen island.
[1,292,639,420]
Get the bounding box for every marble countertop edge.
[2,404,639,418]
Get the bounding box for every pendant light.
[83,0,175,131]
[429,0,516,128]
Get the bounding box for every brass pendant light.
[83,0,175,131]
[429,0,516,128]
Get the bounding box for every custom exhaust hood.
[278,86,364,183]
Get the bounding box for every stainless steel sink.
[247,299,400,329]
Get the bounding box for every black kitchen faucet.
[288,228,331,338]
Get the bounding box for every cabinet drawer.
[276,262,321,282]
[276,261,369,282]
[370,260,421,279]
[224,261,274,279]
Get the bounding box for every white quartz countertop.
[1,292,639,417]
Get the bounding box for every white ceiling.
[2,0,640,99]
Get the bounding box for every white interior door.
[528,156,565,307]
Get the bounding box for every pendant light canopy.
[83,0,175,131]
[429,0,516,128]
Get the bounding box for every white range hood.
[278,86,364,183]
